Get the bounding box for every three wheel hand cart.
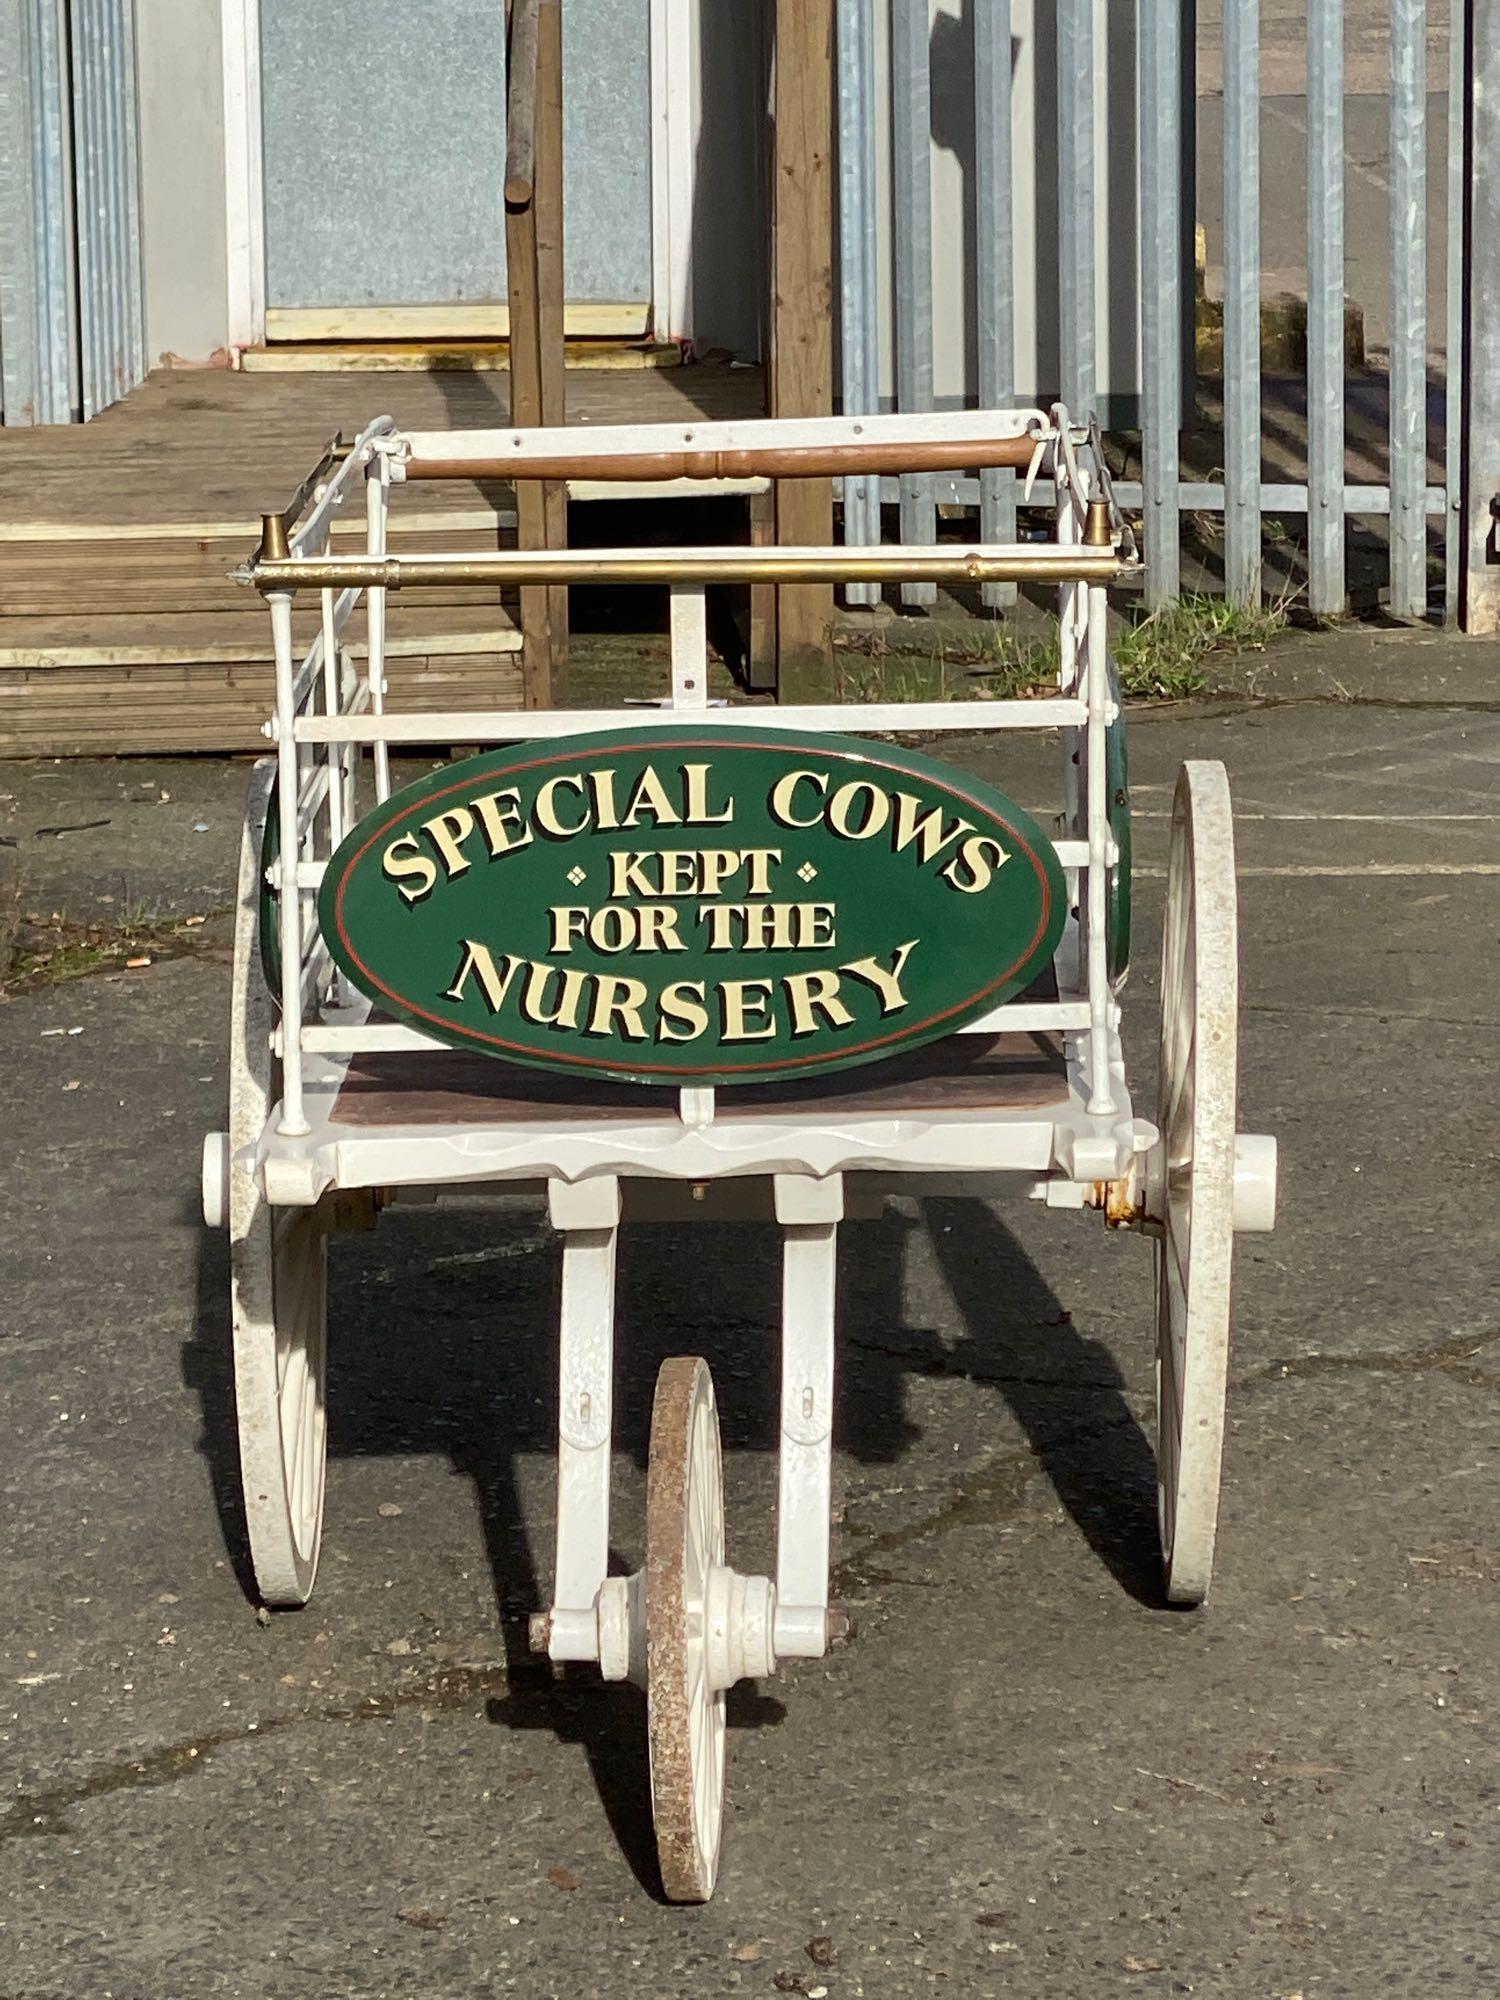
[202,405,1277,1900]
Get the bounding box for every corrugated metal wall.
[0,0,146,425]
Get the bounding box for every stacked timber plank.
[0,362,763,756]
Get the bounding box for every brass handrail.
[240,544,1135,593]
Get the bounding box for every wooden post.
[537,0,569,665]
[771,0,836,691]
[505,0,568,706]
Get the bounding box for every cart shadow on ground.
[184,1191,1160,1894]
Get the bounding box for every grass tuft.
[833,588,1291,706]
[1114,593,1290,699]
[2,907,230,995]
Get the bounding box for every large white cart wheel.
[227,760,328,1606]
[1154,761,1238,1607]
[646,1357,729,1903]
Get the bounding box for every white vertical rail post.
[837,0,879,607]
[892,0,937,607]
[1084,583,1114,1118]
[1461,0,1500,632]
[1445,0,1466,625]
[1056,460,1085,1000]
[1223,0,1261,603]
[1138,0,1183,607]
[1388,0,1428,619]
[545,1176,621,1663]
[319,585,345,853]
[670,585,714,1131]
[974,0,1018,610]
[773,1204,839,1659]
[1057,0,1095,417]
[364,455,392,801]
[1307,0,1346,615]
[269,591,309,1137]
[668,582,709,710]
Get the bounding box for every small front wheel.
[646,1357,728,1902]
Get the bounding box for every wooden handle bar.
[400,434,1043,484]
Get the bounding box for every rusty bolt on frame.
[1087,1177,1145,1230]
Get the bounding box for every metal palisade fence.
[0,0,146,426]
[836,0,1470,626]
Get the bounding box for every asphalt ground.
[2,684,1498,1998]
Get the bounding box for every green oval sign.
[319,726,1065,1086]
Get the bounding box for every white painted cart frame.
[204,404,1277,1900]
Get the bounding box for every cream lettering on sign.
[681,763,734,825]
[658,980,711,1042]
[588,974,650,1040]
[423,806,476,880]
[444,939,520,1010]
[768,769,829,827]
[890,790,972,866]
[472,786,534,860]
[519,961,588,1029]
[549,905,591,954]
[588,768,622,830]
[939,835,1011,894]
[784,969,854,1037]
[719,979,777,1042]
[827,779,890,840]
[609,850,660,899]
[841,939,917,1014]
[620,765,681,828]
[659,850,700,897]
[382,834,439,905]
[740,847,781,895]
[634,905,687,953]
[701,902,837,951]
[697,848,741,897]
[534,773,591,838]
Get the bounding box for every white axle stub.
[707,1567,777,1689]
[594,1567,776,1691]
[1099,1129,1278,1236]
[202,1132,231,1230]
[1231,1133,1278,1235]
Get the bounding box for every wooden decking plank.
[0,362,764,753]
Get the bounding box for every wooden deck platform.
[329,1032,1068,1127]
[0,362,765,756]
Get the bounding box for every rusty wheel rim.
[646,1356,727,1902]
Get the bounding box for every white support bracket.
[772,1174,843,1660]
[537,1176,621,1662]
